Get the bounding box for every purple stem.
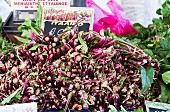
[21,78,28,94]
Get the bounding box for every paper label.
[0,102,37,112]
[145,100,170,112]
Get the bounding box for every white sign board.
[0,102,37,112]
[11,0,70,10]
[0,0,12,23]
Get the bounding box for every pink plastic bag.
[86,0,137,36]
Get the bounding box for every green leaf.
[30,26,40,35]
[121,105,127,112]
[28,72,38,80]
[156,8,162,15]
[78,32,88,53]
[108,105,117,112]
[29,72,38,76]
[64,92,72,111]
[21,30,30,39]
[141,66,155,94]
[14,92,22,99]
[166,51,170,58]
[2,40,5,49]
[18,19,32,31]
[105,28,111,36]
[18,18,40,36]
[147,44,154,48]
[36,3,43,28]
[166,28,170,35]
[161,64,170,71]
[160,37,170,50]
[152,18,163,30]
[134,109,144,112]
[162,71,170,84]
[166,0,170,9]
[1,86,22,105]
[162,2,167,9]
[133,23,148,37]
[159,84,170,103]
[119,77,126,88]
[14,36,31,44]
[29,44,47,51]
[144,49,153,57]
[67,92,72,100]
[162,8,170,17]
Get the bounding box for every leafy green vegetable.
[141,66,155,94]
[18,18,40,35]
[17,4,43,40]
[1,86,22,105]
[0,37,16,54]
[116,0,170,103]
[105,28,117,39]
[162,71,170,84]
[36,3,43,28]
[159,84,170,103]
[160,37,170,50]
[78,31,88,53]
[14,36,31,44]
[2,40,5,49]
[144,49,154,57]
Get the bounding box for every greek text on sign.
[11,0,70,10]
[42,7,94,36]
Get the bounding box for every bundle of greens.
[115,0,170,104]
[17,3,42,40]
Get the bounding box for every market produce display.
[4,0,170,111]
[121,0,170,104]
[0,22,160,111]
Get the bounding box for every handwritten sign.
[0,102,37,112]
[44,21,90,36]
[145,101,170,112]
[11,0,70,9]
[42,7,94,36]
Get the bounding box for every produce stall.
[0,0,170,112]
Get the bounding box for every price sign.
[0,102,37,112]
[42,7,94,36]
[145,101,170,112]
[44,21,90,37]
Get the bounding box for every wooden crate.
[2,26,22,45]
